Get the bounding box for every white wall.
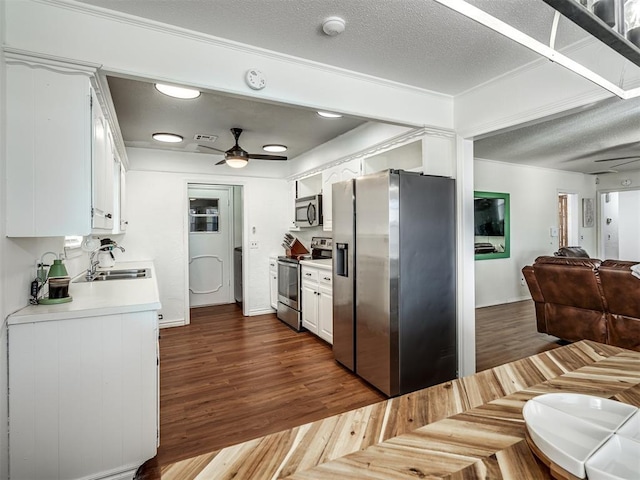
[602,192,620,259]
[0,1,7,476]
[474,159,597,307]
[618,190,640,261]
[125,148,289,324]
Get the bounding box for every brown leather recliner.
[523,256,607,344]
[523,256,640,351]
[599,260,640,351]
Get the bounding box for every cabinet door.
[321,159,360,232]
[8,311,158,480]
[269,258,278,309]
[119,161,128,231]
[6,63,92,236]
[91,94,115,230]
[321,167,340,232]
[318,284,333,344]
[301,281,319,334]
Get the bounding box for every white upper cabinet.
[6,59,122,237]
[90,90,115,231]
[6,62,92,237]
[321,158,360,231]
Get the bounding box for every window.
[189,198,220,232]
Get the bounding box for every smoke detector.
[322,16,346,36]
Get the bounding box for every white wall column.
[456,136,475,376]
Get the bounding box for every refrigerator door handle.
[336,243,348,277]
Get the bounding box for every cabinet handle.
[324,277,331,281]
[305,273,312,276]
[270,263,275,267]
[105,213,113,219]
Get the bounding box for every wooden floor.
[137,300,561,478]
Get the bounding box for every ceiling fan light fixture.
[152,132,183,143]
[225,157,249,168]
[317,111,343,118]
[263,144,287,153]
[154,83,201,99]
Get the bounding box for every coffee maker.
[32,252,72,305]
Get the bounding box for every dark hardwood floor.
[137,300,561,477]
[475,300,561,372]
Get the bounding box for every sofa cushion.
[532,256,605,312]
[607,315,640,351]
[599,260,640,318]
[545,304,607,343]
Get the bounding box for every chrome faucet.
[86,242,125,280]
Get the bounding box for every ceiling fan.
[198,128,287,168]
[593,156,640,171]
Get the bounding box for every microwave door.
[307,203,315,225]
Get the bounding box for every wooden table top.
[157,340,640,479]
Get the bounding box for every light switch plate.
[550,227,558,237]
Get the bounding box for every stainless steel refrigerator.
[332,169,456,397]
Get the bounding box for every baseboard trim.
[249,308,277,316]
[476,295,531,309]
[160,318,186,329]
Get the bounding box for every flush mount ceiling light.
[263,144,287,153]
[317,111,343,118]
[322,16,346,36]
[152,132,183,143]
[154,83,201,99]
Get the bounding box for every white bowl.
[585,435,640,480]
[617,411,640,443]
[532,393,637,431]
[523,400,612,478]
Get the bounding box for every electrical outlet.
[250,241,259,249]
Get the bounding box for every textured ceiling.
[78,0,639,173]
[475,96,640,174]
[78,0,588,95]
[107,76,366,160]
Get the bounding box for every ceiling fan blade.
[609,158,640,169]
[215,159,227,165]
[594,156,640,162]
[198,144,226,154]
[247,153,288,161]
[572,141,640,160]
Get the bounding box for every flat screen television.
[474,197,505,236]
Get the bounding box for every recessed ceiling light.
[152,132,183,143]
[154,83,201,99]
[263,144,287,153]
[317,111,343,118]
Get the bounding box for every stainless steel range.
[276,237,331,331]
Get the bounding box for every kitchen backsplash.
[290,226,330,252]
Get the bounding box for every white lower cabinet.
[301,265,333,344]
[8,310,159,480]
[269,256,278,310]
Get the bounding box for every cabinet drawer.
[319,271,333,286]
[301,267,319,282]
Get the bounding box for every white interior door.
[188,186,233,307]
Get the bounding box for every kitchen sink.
[74,268,152,283]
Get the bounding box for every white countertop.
[8,261,162,325]
[300,258,332,271]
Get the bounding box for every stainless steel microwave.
[295,194,322,227]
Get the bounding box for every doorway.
[187,184,243,308]
[599,189,640,260]
[558,192,579,248]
